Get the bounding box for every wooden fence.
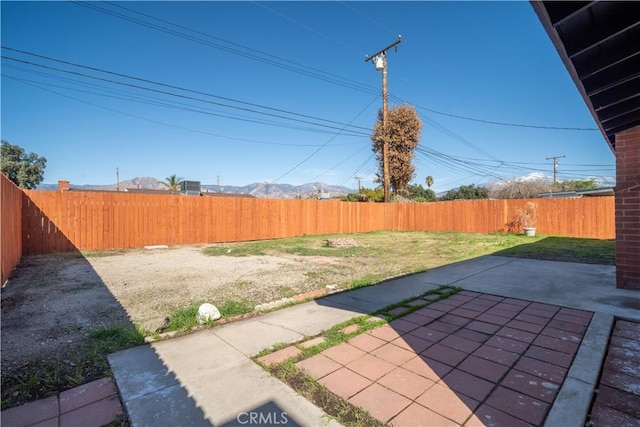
[17,189,615,256]
[1,174,24,284]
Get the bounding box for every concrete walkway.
[3,256,638,426]
[107,256,638,426]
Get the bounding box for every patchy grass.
[218,300,254,317]
[270,362,384,427]
[161,299,255,333]
[494,236,615,265]
[4,231,611,412]
[81,249,128,258]
[1,325,144,411]
[257,286,457,361]
[256,287,459,426]
[203,234,376,258]
[204,232,614,271]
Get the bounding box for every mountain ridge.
[36,177,354,199]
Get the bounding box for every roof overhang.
[531,1,640,151]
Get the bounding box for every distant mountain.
[489,172,615,188]
[514,172,553,183]
[200,182,353,199]
[587,176,616,187]
[37,178,353,199]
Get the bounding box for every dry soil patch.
[1,245,351,373]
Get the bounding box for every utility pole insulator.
[365,36,403,203]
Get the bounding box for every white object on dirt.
[144,245,169,250]
[197,303,221,323]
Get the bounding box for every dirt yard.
[0,245,368,376]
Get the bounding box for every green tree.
[360,187,384,202]
[426,175,434,189]
[560,179,598,191]
[439,184,489,201]
[407,184,436,202]
[162,174,183,191]
[1,140,47,189]
[371,104,423,195]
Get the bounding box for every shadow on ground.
[492,236,615,265]
[1,210,208,426]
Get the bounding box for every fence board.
[8,190,615,255]
[1,175,23,284]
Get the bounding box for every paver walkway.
[587,319,640,425]
[294,291,594,426]
[3,256,639,426]
[0,377,123,427]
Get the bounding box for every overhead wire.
[338,2,398,38]
[1,49,372,136]
[271,95,379,184]
[253,2,358,53]
[74,1,602,133]
[3,69,368,137]
[4,74,364,147]
[7,3,610,189]
[307,145,371,183]
[338,154,376,187]
[70,1,379,96]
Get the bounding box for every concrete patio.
[2,255,639,426]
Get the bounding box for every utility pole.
[116,167,120,191]
[365,35,402,203]
[217,175,221,191]
[546,155,565,186]
[355,176,363,192]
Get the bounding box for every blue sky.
[1,1,615,192]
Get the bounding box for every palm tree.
[426,175,434,189]
[163,174,183,191]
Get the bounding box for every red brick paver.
[298,336,326,349]
[295,354,341,379]
[348,333,387,352]
[587,318,640,425]
[293,292,600,426]
[390,402,457,427]
[368,324,404,342]
[257,345,301,366]
[317,367,371,400]
[1,378,123,427]
[341,324,360,334]
[378,367,434,400]
[348,383,411,423]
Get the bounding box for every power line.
[307,145,370,183]
[1,48,373,135]
[339,154,376,187]
[339,2,398,38]
[271,95,379,184]
[254,2,357,53]
[396,96,599,131]
[71,1,379,96]
[4,73,366,147]
[73,2,602,133]
[3,70,368,138]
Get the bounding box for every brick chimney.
[58,180,70,191]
